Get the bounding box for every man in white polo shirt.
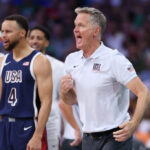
[60,7,150,150]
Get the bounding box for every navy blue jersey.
[0,50,40,118]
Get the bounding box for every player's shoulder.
[33,53,52,77]
[35,52,47,60]
[0,53,7,75]
[34,52,50,67]
[0,53,6,64]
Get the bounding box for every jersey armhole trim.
[0,54,9,76]
[30,52,41,80]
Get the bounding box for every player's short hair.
[29,26,50,41]
[4,14,29,37]
[75,7,107,37]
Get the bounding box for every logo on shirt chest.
[5,70,22,83]
[93,63,101,72]
[23,61,30,66]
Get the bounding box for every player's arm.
[0,56,4,121]
[0,56,4,98]
[27,54,53,150]
[113,76,150,142]
[59,100,82,146]
[60,74,77,105]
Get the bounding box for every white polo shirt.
[65,42,137,133]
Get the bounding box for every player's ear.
[45,40,49,47]
[20,29,26,38]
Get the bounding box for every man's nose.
[74,26,79,33]
[1,32,6,39]
[31,39,38,44]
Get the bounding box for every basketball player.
[0,14,53,150]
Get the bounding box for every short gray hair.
[75,7,107,37]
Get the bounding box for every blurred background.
[0,0,150,149]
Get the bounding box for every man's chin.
[32,46,38,50]
[3,47,12,52]
[76,44,82,50]
[32,47,41,51]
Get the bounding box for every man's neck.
[83,41,101,58]
[41,49,46,54]
[13,39,33,61]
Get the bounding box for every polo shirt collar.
[80,42,105,59]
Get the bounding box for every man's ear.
[45,40,50,47]
[20,29,26,38]
[94,26,100,37]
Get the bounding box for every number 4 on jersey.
[8,88,17,106]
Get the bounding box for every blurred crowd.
[0,0,150,148]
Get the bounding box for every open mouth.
[76,35,82,44]
[3,40,9,46]
[31,44,39,49]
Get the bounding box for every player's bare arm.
[60,74,77,105]
[27,54,53,150]
[0,56,4,98]
[113,76,150,142]
[0,56,4,121]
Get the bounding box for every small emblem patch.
[93,63,101,71]
[127,65,134,72]
[23,61,30,66]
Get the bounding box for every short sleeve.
[111,52,137,85]
[64,54,71,75]
[64,53,77,75]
